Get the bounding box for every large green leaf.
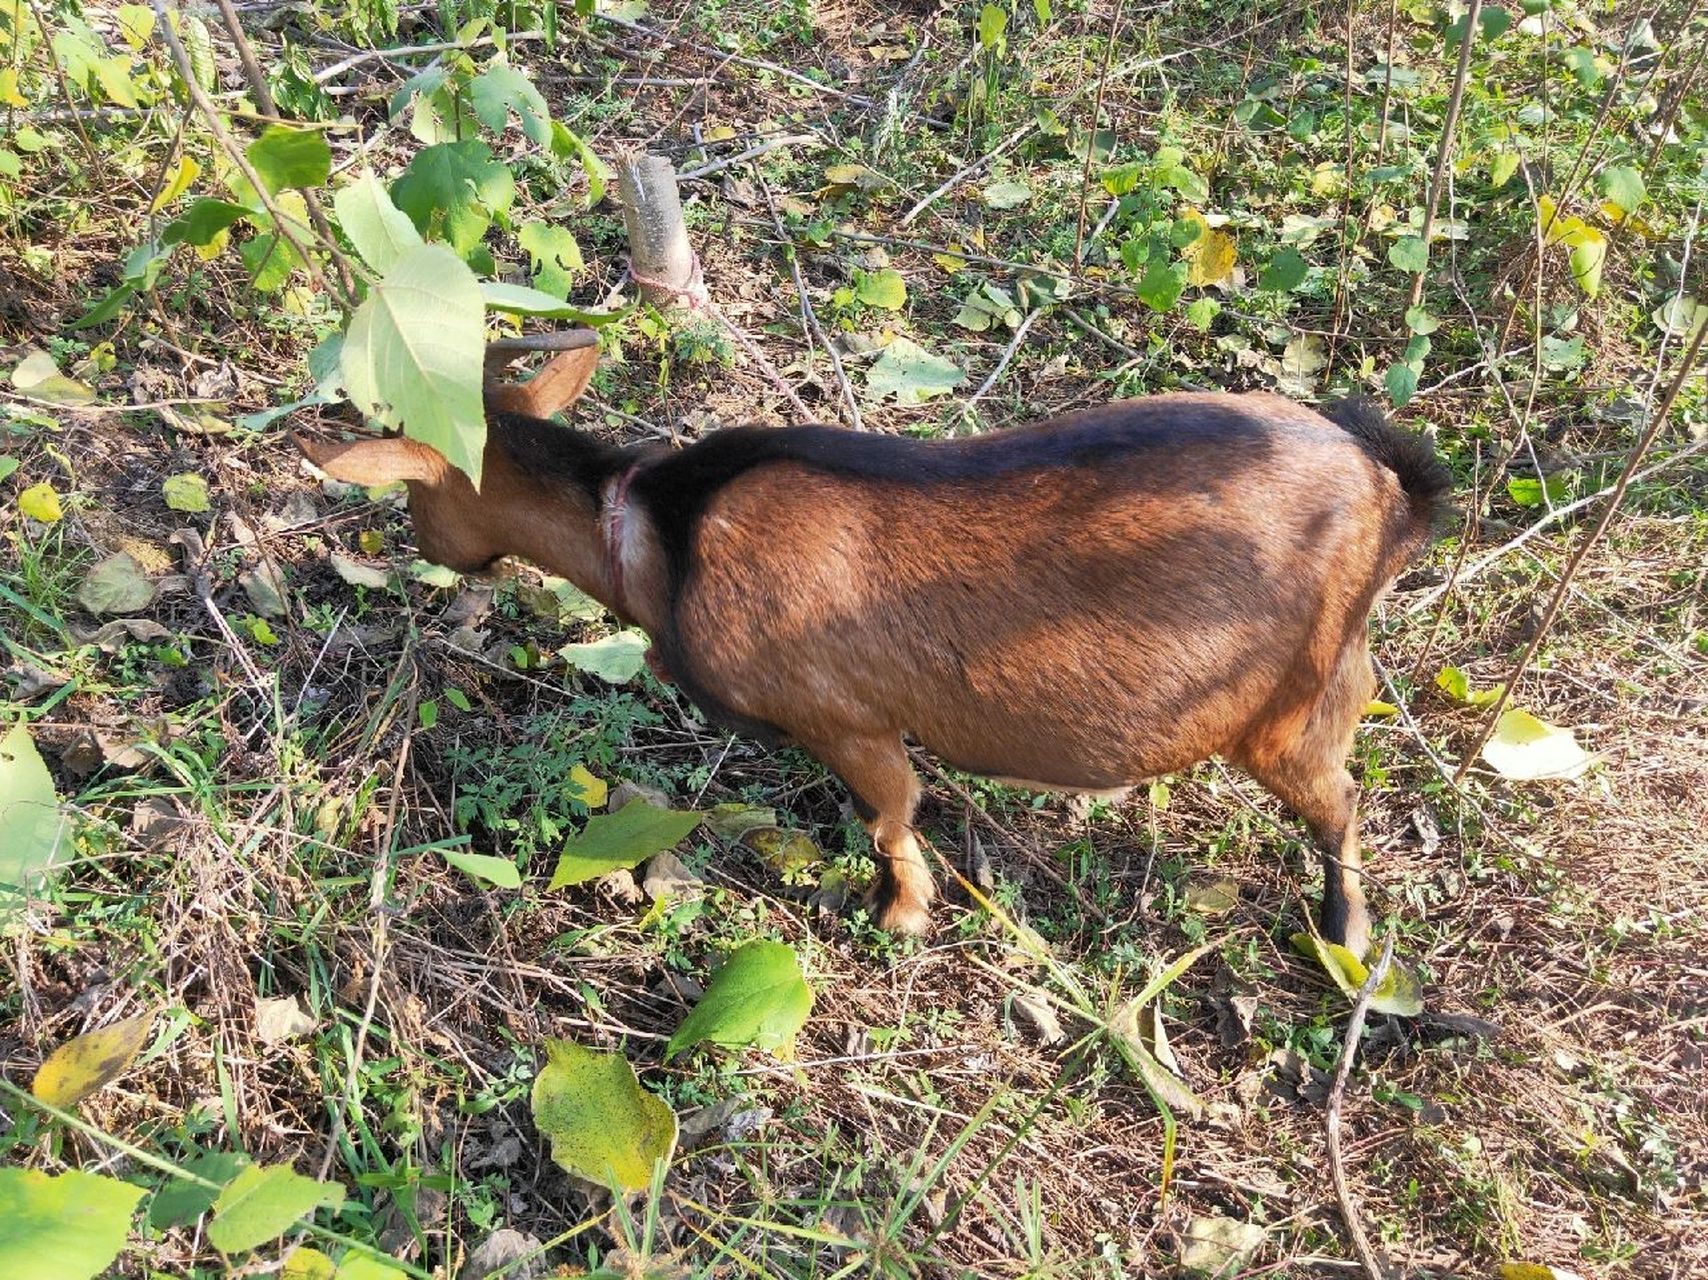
[530,1038,677,1193]
[206,1164,345,1255]
[0,1167,145,1280]
[390,140,515,259]
[0,724,68,920]
[548,799,702,889]
[1594,165,1645,218]
[148,1152,250,1230]
[864,337,965,404]
[245,125,331,195]
[518,222,583,300]
[340,243,487,485]
[1257,248,1308,292]
[558,630,649,682]
[666,939,814,1061]
[163,198,249,247]
[471,63,551,145]
[333,174,423,275]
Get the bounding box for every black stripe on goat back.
[629,397,1287,574]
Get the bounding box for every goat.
[296,337,1452,957]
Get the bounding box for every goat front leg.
[810,734,936,936]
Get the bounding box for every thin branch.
[1408,0,1481,308]
[899,119,1036,228]
[757,175,862,431]
[1453,296,1708,782]
[147,0,333,299]
[1326,935,1395,1280]
[212,0,357,307]
[1073,0,1128,265]
[966,307,1045,409]
[679,132,821,181]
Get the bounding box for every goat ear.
[488,344,599,419]
[292,433,451,486]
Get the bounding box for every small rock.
[1008,989,1064,1045]
[608,780,671,811]
[254,995,316,1044]
[595,869,644,907]
[642,851,703,903]
[1179,1214,1266,1278]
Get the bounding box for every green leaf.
[1101,162,1144,197]
[1257,247,1307,292]
[530,1038,677,1193]
[666,939,814,1060]
[391,140,515,259]
[0,1167,146,1280]
[1594,166,1644,218]
[340,243,487,486]
[11,349,95,405]
[1134,258,1186,312]
[1404,305,1439,335]
[332,174,423,275]
[162,472,210,513]
[0,457,17,483]
[1562,46,1601,88]
[1388,236,1428,273]
[206,1164,345,1255]
[976,2,1008,50]
[479,283,622,325]
[471,62,552,144]
[148,1152,250,1230]
[334,1255,409,1280]
[162,198,248,249]
[440,847,522,889]
[1653,296,1708,340]
[1481,708,1593,780]
[549,799,703,888]
[981,180,1032,209]
[1185,297,1221,331]
[1384,362,1419,408]
[1567,228,1606,298]
[1489,150,1520,189]
[1435,665,1471,702]
[78,552,156,614]
[240,234,303,293]
[245,126,331,195]
[853,267,908,311]
[32,1011,155,1106]
[518,222,584,300]
[1290,933,1424,1016]
[864,337,965,404]
[558,630,650,682]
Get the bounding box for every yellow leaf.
[1363,700,1399,717]
[358,529,384,555]
[1598,199,1625,224]
[281,1246,338,1280]
[932,251,968,275]
[150,155,200,212]
[1180,212,1237,286]
[18,482,63,523]
[704,124,736,142]
[32,1010,156,1106]
[568,764,608,809]
[0,67,26,109]
[194,227,230,261]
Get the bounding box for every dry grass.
[4,2,1707,1278]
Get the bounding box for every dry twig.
[1326,934,1395,1280]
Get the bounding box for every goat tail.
[1320,396,1455,538]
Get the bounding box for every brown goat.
[297,342,1451,957]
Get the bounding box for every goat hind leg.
[815,735,936,936]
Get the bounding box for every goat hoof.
[872,894,935,937]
